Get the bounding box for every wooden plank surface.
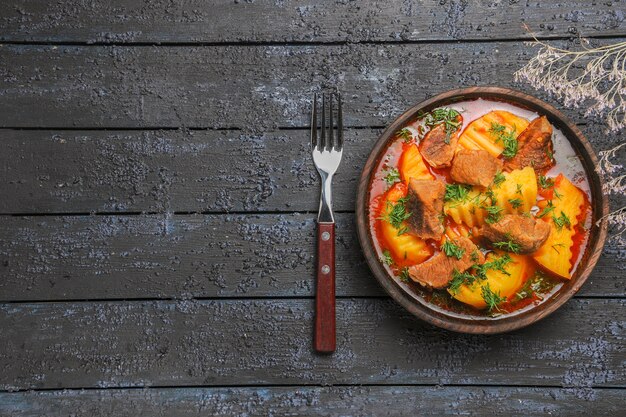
[3,42,624,129]
[0,386,623,417]
[0,213,623,301]
[0,128,372,214]
[0,124,619,214]
[0,298,623,390]
[1,0,624,43]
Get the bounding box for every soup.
[368,99,592,317]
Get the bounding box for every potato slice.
[378,183,433,266]
[450,252,530,309]
[398,143,433,184]
[491,166,538,214]
[458,110,529,158]
[532,174,586,279]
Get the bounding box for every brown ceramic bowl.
[356,87,609,334]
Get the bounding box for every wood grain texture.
[315,222,336,353]
[0,214,622,301]
[3,42,625,129]
[0,298,624,390]
[0,386,623,417]
[0,128,371,214]
[0,124,619,214]
[0,0,624,43]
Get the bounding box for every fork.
[311,92,343,353]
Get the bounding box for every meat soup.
[369,99,592,317]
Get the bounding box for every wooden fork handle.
[315,222,336,353]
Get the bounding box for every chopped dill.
[551,243,566,254]
[378,197,412,230]
[538,175,554,189]
[473,253,512,279]
[444,184,472,202]
[493,239,521,254]
[399,267,411,283]
[508,198,523,209]
[481,283,506,312]
[441,239,465,260]
[552,211,572,230]
[448,269,476,295]
[515,183,523,195]
[383,167,401,185]
[492,171,506,187]
[484,205,503,224]
[380,250,393,265]
[397,225,410,236]
[397,127,413,143]
[553,188,563,200]
[489,122,519,159]
[422,107,462,144]
[537,200,555,218]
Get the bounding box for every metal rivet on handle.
[321,231,330,241]
[321,265,330,274]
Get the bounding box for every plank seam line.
[1,34,626,47]
[0,295,622,305]
[0,123,589,131]
[1,383,624,394]
[2,210,336,217]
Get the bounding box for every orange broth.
[368,98,592,317]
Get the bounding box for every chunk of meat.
[450,149,504,188]
[481,214,551,254]
[420,122,461,168]
[504,116,555,171]
[408,237,485,289]
[405,178,445,240]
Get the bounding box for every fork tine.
[311,93,318,150]
[336,92,343,150]
[320,94,326,150]
[328,94,334,151]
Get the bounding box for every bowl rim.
[355,86,609,334]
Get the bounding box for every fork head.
[311,92,343,176]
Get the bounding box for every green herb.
[470,250,480,263]
[397,225,410,236]
[553,189,563,200]
[484,188,496,203]
[492,171,506,187]
[484,205,503,224]
[515,271,557,301]
[551,243,566,254]
[378,197,412,230]
[448,269,476,295]
[399,267,411,283]
[441,239,465,260]
[546,148,554,160]
[422,107,462,144]
[383,167,401,185]
[489,122,518,159]
[397,127,413,143]
[537,200,555,218]
[444,184,471,202]
[538,175,554,189]
[493,239,521,254]
[552,211,572,230]
[482,283,507,312]
[380,250,393,265]
[508,198,523,209]
[473,253,512,279]
[515,183,523,195]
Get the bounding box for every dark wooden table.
[0,1,624,416]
